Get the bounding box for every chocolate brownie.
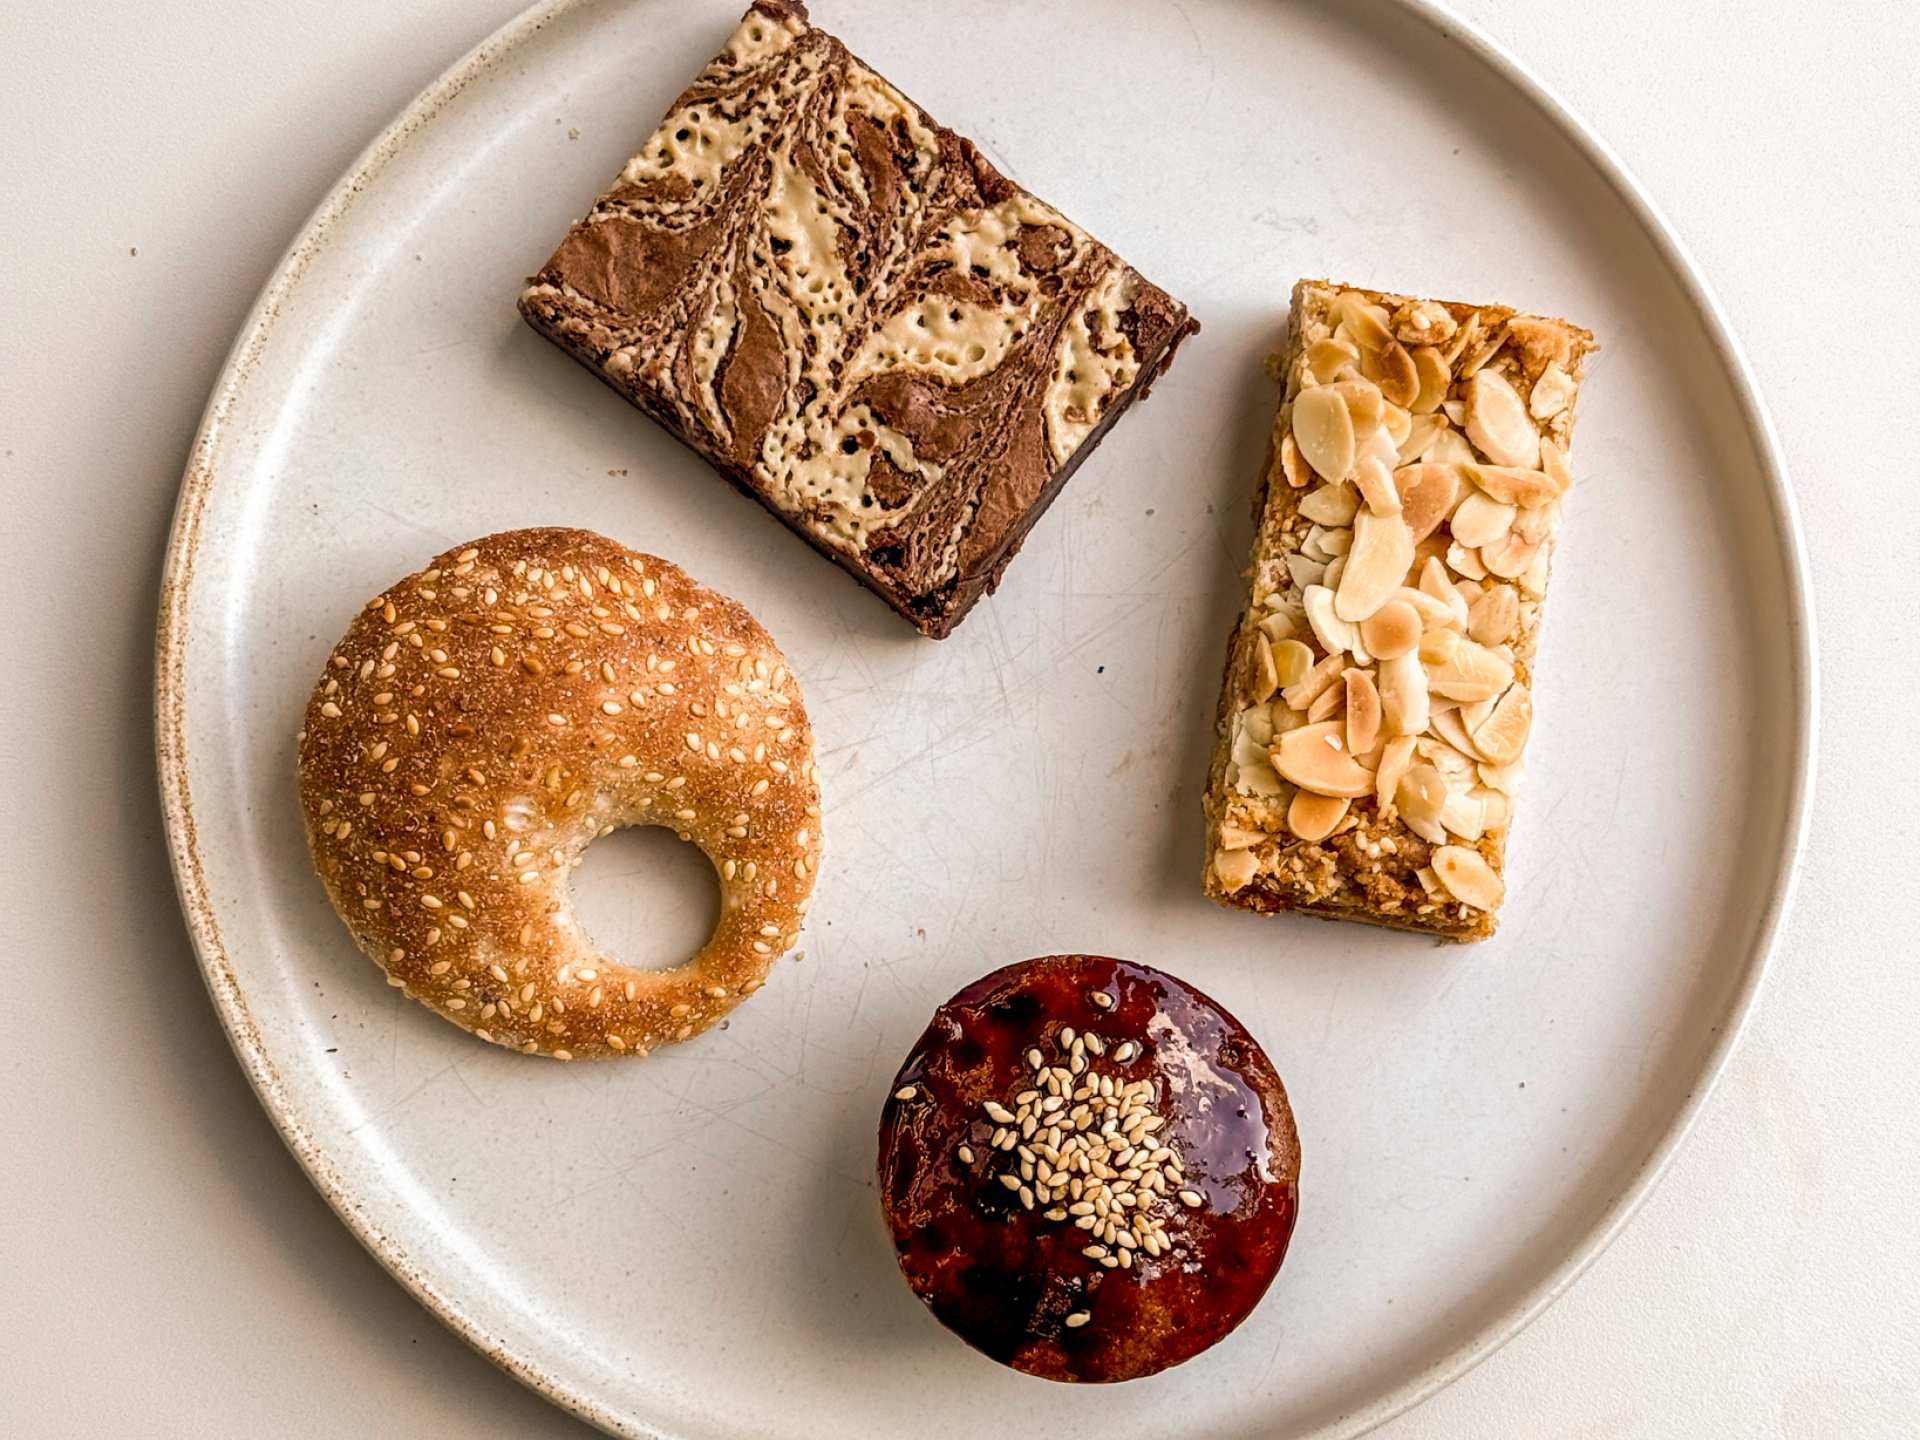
[520,1,1197,637]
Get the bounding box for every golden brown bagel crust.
[295,528,821,1058]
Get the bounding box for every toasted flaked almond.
[1235,760,1286,798]
[1323,551,1348,591]
[1471,683,1532,765]
[1392,584,1456,632]
[1213,847,1260,893]
[1450,491,1516,548]
[1439,789,1487,841]
[1344,668,1382,755]
[1360,418,1401,475]
[1419,556,1473,628]
[1243,702,1278,746]
[1360,598,1421,660]
[1397,763,1448,823]
[1462,368,1539,469]
[1409,345,1452,414]
[1428,704,1485,762]
[1281,650,1345,711]
[1431,845,1504,910]
[1457,320,1511,379]
[1334,292,1395,351]
[1418,625,1461,667]
[1426,427,1476,465]
[1272,720,1374,798]
[1271,637,1313,689]
[1259,607,1298,643]
[1467,584,1519,646]
[1425,636,1515,702]
[1326,379,1385,438]
[1445,540,1489,580]
[1335,508,1414,622]
[1298,482,1360,527]
[1521,542,1551,599]
[1306,681,1346,723]
[1303,584,1362,658]
[1539,435,1572,493]
[1286,552,1328,592]
[1279,433,1309,489]
[1381,402,1412,447]
[1307,336,1360,383]
[1463,463,1563,508]
[1397,412,1447,465]
[1287,790,1350,843]
[1528,363,1577,420]
[1441,311,1482,368]
[1393,299,1457,347]
[1419,732,1479,787]
[1481,532,1541,580]
[1363,341,1419,409]
[1293,386,1356,482]
[1473,786,1512,832]
[1354,457,1400,516]
[1270,699,1308,735]
[1305,525,1351,560]
[1374,734,1417,810]
[1217,823,1266,851]
[1391,463,1462,542]
[1251,632,1281,702]
[1377,649,1429,736]
[1513,499,1559,545]
[1477,758,1524,795]
[1403,812,1448,846]
[1232,722,1269,772]
[1415,865,1442,895]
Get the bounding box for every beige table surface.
[4,1,1915,1435]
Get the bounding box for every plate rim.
[152,1,1819,1434]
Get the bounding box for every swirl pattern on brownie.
[520,1,1195,636]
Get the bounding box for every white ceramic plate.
[156,0,1814,1434]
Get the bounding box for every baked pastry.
[877,954,1300,1382]
[519,0,1197,638]
[1203,280,1596,939]
[295,528,821,1057]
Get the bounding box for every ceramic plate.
[156,1,1814,1434]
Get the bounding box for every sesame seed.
[1064,1311,1090,1329]
[893,1085,918,1101]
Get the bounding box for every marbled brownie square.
[521,1,1196,637]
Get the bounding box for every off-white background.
[2,1,1913,1435]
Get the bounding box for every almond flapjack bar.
[1202,280,1596,940]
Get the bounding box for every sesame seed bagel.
[295,527,821,1059]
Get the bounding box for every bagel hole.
[570,824,721,972]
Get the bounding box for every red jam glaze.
[877,954,1300,1382]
